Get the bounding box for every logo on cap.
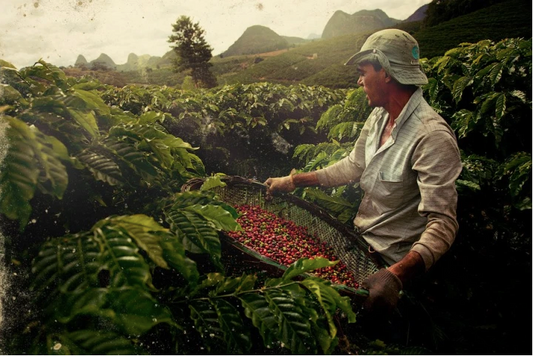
[412,46,420,60]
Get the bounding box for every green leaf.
[57,330,140,355]
[265,288,315,354]
[0,117,40,227]
[67,108,99,139]
[53,288,111,324]
[302,277,356,327]
[76,148,124,186]
[199,175,227,191]
[31,231,101,299]
[107,288,179,335]
[240,293,279,349]
[185,203,240,231]
[203,273,257,296]
[160,233,200,284]
[104,137,158,182]
[488,61,504,86]
[451,76,473,103]
[91,221,154,289]
[494,92,507,121]
[451,109,475,139]
[456,179,481,192]
[105,214,171,269]
[0,116,69,229]
[502,152,532,200]
[71,88,111,116]
[282,257,338,282]
[189,300,225,353]
[212,298,252,353]
[164,208,222,268]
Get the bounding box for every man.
[264,29,462,314]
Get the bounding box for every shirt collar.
[392,87,424,132]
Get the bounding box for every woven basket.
[182,176,385,292]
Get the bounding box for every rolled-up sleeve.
[410,130,462,270]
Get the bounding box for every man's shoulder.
[408,99,454,136]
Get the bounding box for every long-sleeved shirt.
[315,88,462,270]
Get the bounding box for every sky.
[0,0,431,69]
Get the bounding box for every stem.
[171,280,301,304]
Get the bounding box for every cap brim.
[344,49,374,66]
[390,65,428,86]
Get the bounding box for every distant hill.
[282,36,311,46]
[413,0,531,58]
[404,4,429,23]
[221,25,291,57]
[67,0,531,89]
[75,54,88,66]
[74,51,176,72]
[91,53,116,70]
[321,9,400,39]
[212,0,531,89]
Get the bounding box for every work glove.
[361,268,402,315]
[264,174,295,194]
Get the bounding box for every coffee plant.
[0,60,359,354]
[0,36,531,354]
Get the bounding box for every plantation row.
[0,37,531,354]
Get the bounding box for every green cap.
[345,29,428,86]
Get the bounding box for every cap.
[345,29,428,86]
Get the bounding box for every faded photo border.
[0,80,8,350]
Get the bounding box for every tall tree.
[168,16,217,88]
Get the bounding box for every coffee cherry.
[226,204,359,289]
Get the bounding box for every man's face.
[356,62,388,107]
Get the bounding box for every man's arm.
[265,110,376,194]
[410,130,462,270]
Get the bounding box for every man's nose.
[357,76,363,86]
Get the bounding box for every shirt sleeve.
[315,117,371,187]
[410,129,463,270]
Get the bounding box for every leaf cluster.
[1,61,359,355]
[423,37,531,215]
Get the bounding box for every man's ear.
[383,70,392,83]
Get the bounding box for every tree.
[168,16,217,88]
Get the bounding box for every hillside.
[414,0,531,58]
[212,0,531,88]
[67,0,531,88]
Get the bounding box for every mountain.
[75,54,88,66]
[321,9,401,39]
[117,53,151,71]
[221,25,290,57]
[404,4,429,23]
[90,53,117,70]
[211,0,530,89]
[74,51,175,71]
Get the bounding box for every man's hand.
[361,268,403,314]
[264,175,295,194]
[264,170,320,195]
[360,251,425,314]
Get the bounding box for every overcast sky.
[1,0,431,69]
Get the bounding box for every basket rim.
[183,175,387,269]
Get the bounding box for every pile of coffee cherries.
[226,204,359,289]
